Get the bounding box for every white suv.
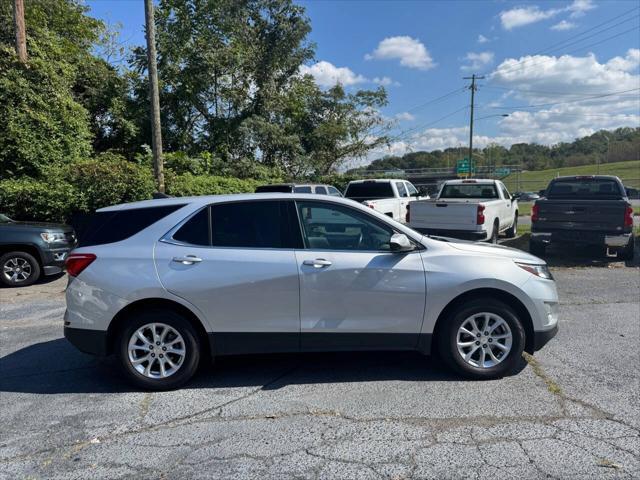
[64,193,558,390]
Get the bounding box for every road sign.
[456,158,475,175]
[495,167,511,177]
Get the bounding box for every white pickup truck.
[344,179,428,223]
[408,179,518,243]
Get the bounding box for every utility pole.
[463,74,484,172]
[144,0,165,193]
[13,0,27,63]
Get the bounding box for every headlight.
[515,262,554,280]
[40,232,67,243]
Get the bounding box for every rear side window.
[315,186,328,195]
[547,179,623,199]
[255,185,293,193]
[173,207,210,246]
[294,186,312,193]
[79,205,184,247]
[211,201,298,248]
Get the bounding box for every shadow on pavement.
[0,338,487,395]
[502,233,640,268]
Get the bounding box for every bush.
[166,173,261,197]
[0,178,78,222]
[64,154,155,212]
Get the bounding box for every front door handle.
[303,258,332,268]
[172,255,203,265]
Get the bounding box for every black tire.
[618,236,635,261]
[488,220,499,244]
[0,251,41,287]
[437,298,526,379]
[116,309,201,391]
[505,214,518,238]
[529,241,546,257]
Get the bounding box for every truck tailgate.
[535,199,628,232]
[409,201,479,230]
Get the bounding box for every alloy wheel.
[3,257,33,284]
[128,323,186,379]
[456,312,513,368]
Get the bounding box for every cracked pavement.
[1,266,639,479]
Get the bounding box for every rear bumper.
[533,325,558,351]
[64,326,109,356]
[531,231,632,248]
[412,228,487,241]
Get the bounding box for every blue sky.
[86,0,640,162]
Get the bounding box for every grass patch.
[503,160,640,191]
[516,223,531,236]
[522,352,563,396]
[517,202,532,216]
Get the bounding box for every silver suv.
[64,194,558,390]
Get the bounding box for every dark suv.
[0,214,76,287]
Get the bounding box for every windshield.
[547,179,623,199]
[439,184,498,199]
[345,182,394,201]
[0,214,13,223]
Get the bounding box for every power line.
[490,88,640,110]
[483,85,640,98]
[390,105,469,143]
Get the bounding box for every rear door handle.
[303,258,332,268]
[172,255,203,265]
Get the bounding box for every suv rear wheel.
[0,251,40,287]
[116,310,201,390]
[437,298,526,379]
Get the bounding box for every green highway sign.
[456,158,475,175]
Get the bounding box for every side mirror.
[390,233,414,252]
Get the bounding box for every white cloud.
[567,0,596,18]
[477,34,490,44]
[365,36,435,70]
[500,6,560,30]
[499,1,596,30]
[606,49,640,72]
[551,20,577,31]
[395,112,415,121]
[299,61,366,87]
[461,51,495,72]
[373,76,398,87]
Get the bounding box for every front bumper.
[64,325,109,356]
[534,325,558,351]
[41,245,74,275]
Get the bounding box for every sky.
[85,0,640,165]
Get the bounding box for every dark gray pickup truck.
[530,175,635,260]
[0,213,76,287]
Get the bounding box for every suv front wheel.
[437,298,526,379]
[117,310,201,390]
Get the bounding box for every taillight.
[406,204,411,223]
[476,205,485,225]
[531,203,539,223]
[624,205,633,227]
[65,253,96,277]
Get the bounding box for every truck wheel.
[530,241,546,257]
[489,220,499,243]
[505,214,518,238]
[0,251,41,287]
[437,298,526,379]
[116,309,201,390]
[618,236,635,261]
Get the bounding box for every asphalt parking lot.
[1,255,639,479]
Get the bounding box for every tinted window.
[315,186,328,195]
[255,185,294,193]
[344,182,394,201]
[211,201,295,248]
[294,186,312,193]
[440,184,498,199]
[173,207,210,245]
[406,183,418,196]
[327,186,342,197]
[296,201,394,251]
[79,205,184,247]
[547,179,623,199]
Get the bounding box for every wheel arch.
[107,298,210,357]
[431,287,535,354]
[0,244,43,266]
